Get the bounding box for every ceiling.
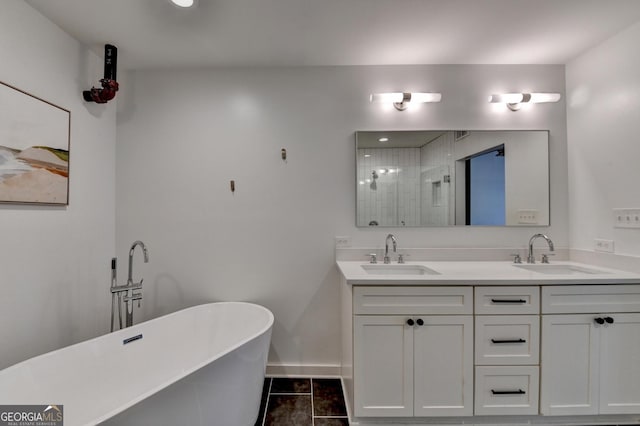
[26,0,640,70]
[357,131,446,149]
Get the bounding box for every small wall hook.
[230,180,235,193]
[281,148,287,161]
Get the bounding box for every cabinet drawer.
[475,286,540,314]
[541,284,640,314]
[475,315,540,365]
[354,286,473,315]
[474,366,540,415]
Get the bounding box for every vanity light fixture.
[170,0,195,7]
[378,137,389,142]
[370,92,442,111]
[489,92,561,111]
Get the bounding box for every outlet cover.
[335,236,352,248]
[594,239,615,253]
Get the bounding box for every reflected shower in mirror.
[356,130,549,227]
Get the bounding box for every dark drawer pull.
[491,389,526,395]
[491,299,527,304]
[491,338,527,344]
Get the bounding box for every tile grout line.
[310,378,315,426]
[269,392,312,395]
[314,416,350,418]
[260,377,272,426]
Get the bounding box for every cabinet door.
[353,316,413,417]
[599,313,640,414]
[540,314,600,415]
[413,315,473,416]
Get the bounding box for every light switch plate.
[517,210,539,224]
[613,208,640,228]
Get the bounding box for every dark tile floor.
[255,377,349,426]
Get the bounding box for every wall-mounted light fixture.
[370,92,442,111]
[488,92,561,111]
[170,0,196,7]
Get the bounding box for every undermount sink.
[361,264,441,276]
[513,264,609,275]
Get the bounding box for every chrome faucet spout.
[110,240,150,331]
[528,233,554,264]
[384,234,397,264]
[128,240,149,284]
[124,240,149,328]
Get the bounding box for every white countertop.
[336,260,640,285]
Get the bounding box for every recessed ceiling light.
[378,137,389,142]
[171,0,195,7]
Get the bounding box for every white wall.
[0,1,116,369]
[116,65,567,371]
[566,21,640,258]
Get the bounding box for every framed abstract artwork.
[0,81,70,205]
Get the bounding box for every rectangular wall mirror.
[356,130,549,227]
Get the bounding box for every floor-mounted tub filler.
[0,302,274,426]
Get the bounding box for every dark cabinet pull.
[605,317,614,324]
[416,319,424,326]
[491,389,526,395]
[595,317,605,325]
[491,338,526,344]
[406,319,415,326]
[491,299,527,304]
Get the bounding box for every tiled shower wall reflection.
[357,136,455,227]
[420,132,455,226]
[357,148,420,226]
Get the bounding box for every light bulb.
[488,93,525,104]
[171,0,195,7]
[529,93,562,103]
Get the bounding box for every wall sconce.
[370,92,442,111]
[488,92,561,111]
[170,0,196,7]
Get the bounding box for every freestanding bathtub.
[0,302,273,426]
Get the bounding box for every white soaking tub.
[0,302,274,426]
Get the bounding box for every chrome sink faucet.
[384,234,397,264]
[527,233,554,264]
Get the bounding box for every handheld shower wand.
[110,258,124,332]
[370,170,378,190]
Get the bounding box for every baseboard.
[266,363,341,378]
[348,414,640,426]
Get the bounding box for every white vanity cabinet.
[540,285,640,416]
[352,286,474,417]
